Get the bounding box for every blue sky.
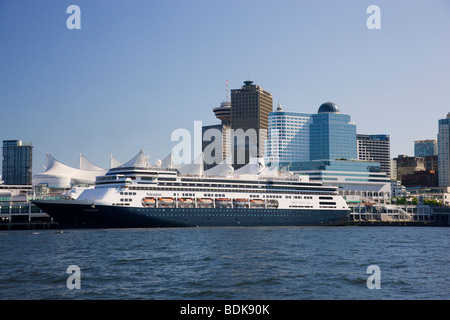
[1,0,449,173]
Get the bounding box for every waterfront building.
[390,180,408,198]
[231,81,273,169]
[394,154,439,187]
[309,102,357,161]
[264,103,390,202]
[357,134,391,178]
[33,153,108,193]
[414,139,437,157]
[2,140,33,185]
[0,184,33,202]
[407,186,450,206]
[266,102,390,203]
[266,103,312,164]
[438,113,450,187]
[402,170,439,188]
[394,155,426,182]
[285,159,391,203]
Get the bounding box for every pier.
[0,202,59,230]
[348,204,450,226]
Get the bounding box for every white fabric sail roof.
[110,155,122,168]
[177,153,204,176]
[33,149,293,190]
[160,151,180,169]
[232,157,289,179]
[233,157,266,177]
[33,151,151,188]
[80,154,105,171]
[33,153,108,188]
[203,157,234,177]
[119,150,150,168]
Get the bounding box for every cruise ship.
[32,158,350,228]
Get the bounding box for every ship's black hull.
[32,200,350,229]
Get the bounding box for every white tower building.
[438,112,450,187]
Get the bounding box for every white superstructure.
[75,157,349,212]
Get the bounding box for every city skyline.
[1,0,449,174]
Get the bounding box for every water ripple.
[0,226,448,299]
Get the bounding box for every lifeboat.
[197,198,213,207]
[233,198,249,207]
[250,199,265,207]
[178,198,194,206]
[141,197,156,207]
[158,197,174,205]
[215,198,231,206]
[266,199,279,208]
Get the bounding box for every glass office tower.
[414,139,437,157]
[309,102,357,161]
[438,113,450,187]
[2,140,33,185]
[266,102,390,201]
[266,105,312,164]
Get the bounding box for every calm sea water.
[0,226,448,300]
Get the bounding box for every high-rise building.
[357,134,391,178]
[390,158,397,181]
[438,113,450,187]
[202,92,232,170]
[2,140,33,185]
[202,124,225,170]
[266,102,390,202]
[266,103,312,164]
[309,102,357,161]
[414,139,437,157]
[231,81,273,169]
[213,100,232,162]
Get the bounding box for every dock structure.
[348,204,450,226]
[0,202,59,230]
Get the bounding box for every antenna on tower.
[225,80,229,102]
[277,100,283,111]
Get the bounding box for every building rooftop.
[213,101,231,124]
[318,102,340,114]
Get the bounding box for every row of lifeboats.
[141,197,278,208]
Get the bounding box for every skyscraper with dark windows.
[2,140,33,185]
[231,81,273,169]
[357,134,391,178]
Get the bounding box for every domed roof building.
[318,102,340,114]
[310,102,356,161]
